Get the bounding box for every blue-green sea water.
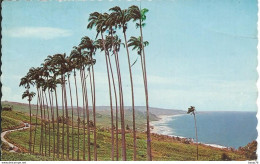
[154,111,257,149]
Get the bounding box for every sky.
[1,0,258,111]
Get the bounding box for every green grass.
[1,101,247,161]
[1,116,23,131]
[4,125,246,161]
[1,151,61,161]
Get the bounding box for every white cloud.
[3,27,72,40]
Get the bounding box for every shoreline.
[150,114,228,149]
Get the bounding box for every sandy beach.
[150,114,185,136]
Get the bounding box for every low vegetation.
[1,102,250,161]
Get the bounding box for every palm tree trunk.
[107,54,119,161]
[123,31,136,160]
[50,90,55,159]
[90,60,97,161]
[63,75,70,160]
[111,32,126,160]
[101,33,114,160]
[41,89,47,156]
[140,21,152,161]
[33,90,40,153]
[44,91,51,156]
[67,74,75,160]
[82,68,91,161]
[28,97,32,154]
[47,88,55,158]
[80,69,86,160]
[61,78,65,159]
[193,113,198,160]
[73,70,80,161]
[54,88,60,158]
[39,88,44,155]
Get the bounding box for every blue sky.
[2,0,258,111]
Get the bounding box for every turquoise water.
[159,111,257,149]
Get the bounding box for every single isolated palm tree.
[187,106,199,160]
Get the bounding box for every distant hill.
[2,101,185,116]
[82,106,186,116]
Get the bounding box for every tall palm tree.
[21,89,35,154]
[109,6,138,160]
[45,55,61,158]
[82,52,95,161]
[42,59,57,158]
[128,5,152,160]
[79,36,98,160]
[88,12,116,161]
[42,65,52,157]
[187,106,199,160]
[19,72,35,154]
[69,47,82,160]
[65,56,75,160]
[47,76,57,158]
[52,54,69,159]
[32,85,40,154]
[106,11,127,160]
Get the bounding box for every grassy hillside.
[2,101,159,131]
[1,101,248,161]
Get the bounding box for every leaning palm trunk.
[61,79,65,159]
[90,60,97,161]
[51,90,56,159]
[111,33,126,160]
[107,53,119,161]
[44,91,51,156]
[101,33,114,160]
[39,88,44,155]
[193,114,199,160]
[140,23,152,160]
[73,70,80,161]
[33,90,40,153]
[80,69,87,160]
[41,89,47,156]
[54,88,60,158]
[47,88,55,158]
[63,76,70,160]
[123,31,137,160]
[82,68,91,161]
[28,93,32,154]
[67,74,75,160]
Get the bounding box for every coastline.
[150,114,228,149]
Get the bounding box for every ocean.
[151,111,257,149]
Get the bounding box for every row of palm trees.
[19,5,151,161]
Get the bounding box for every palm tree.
[52,54,69,159]
[79,36,98,160]
[128,5,152,160]
[42,65,52,157]
[47,76,57,158]
[45,55,61,158]
[69,47,82,160]
[109,6,138,160]
[88,12,115,161]
[65,56,75,160]
[104,36,121,160]
[43,58,58,158]
[106,11,127,160]
[187,106,199,160]
[19,72,35,154]
[32,85,40,154]
[21,89,35,154]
